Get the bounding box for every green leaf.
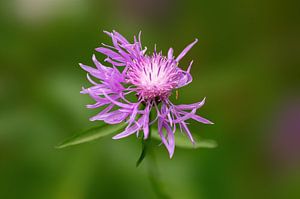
[56,122,127,149]
[151,128,217,149]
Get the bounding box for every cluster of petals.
[80,31,213,157]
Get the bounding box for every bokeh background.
[1,0,299,198]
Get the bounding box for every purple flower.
[80,31,213,158]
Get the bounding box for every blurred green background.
[0,0,299,198]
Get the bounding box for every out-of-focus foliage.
[56,123,127,149]
[57,122,217,150]
[0,0,299,199]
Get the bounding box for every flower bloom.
[80,31,213,157]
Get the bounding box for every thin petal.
[95,47,124,61]
[191,115,214,124]
[176,71,192,88]
[174,111,213,124]
[163,122,175,158]
[112,30,130,44]
[92,54,112,72]
[142,105,150,139]
[113,116,144,139]
[79,63,105,80]
[103,111,129,124]
[180,122,195,143]
[187,60,193,73]
[176,39,198,62]
[158,117,175,158]
[168,48,174,59]
[101,91,133,109]
[172,109,196,123]
[86,101,110,109]
[81,85,114,95]
[175,98,206,110]
[89,104,114,120]
[105,57,125,66]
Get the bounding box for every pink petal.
[176,39,198,62]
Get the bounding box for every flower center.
[127,55,181,100]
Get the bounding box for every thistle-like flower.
[80,31,213,158]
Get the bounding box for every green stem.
[135,110,171,198]
[147,150,171,199]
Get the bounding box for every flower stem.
[136,110,171,198]
[147,149,171,199]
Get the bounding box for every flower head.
[80,31,213,158]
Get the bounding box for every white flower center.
[127,55,180,100]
